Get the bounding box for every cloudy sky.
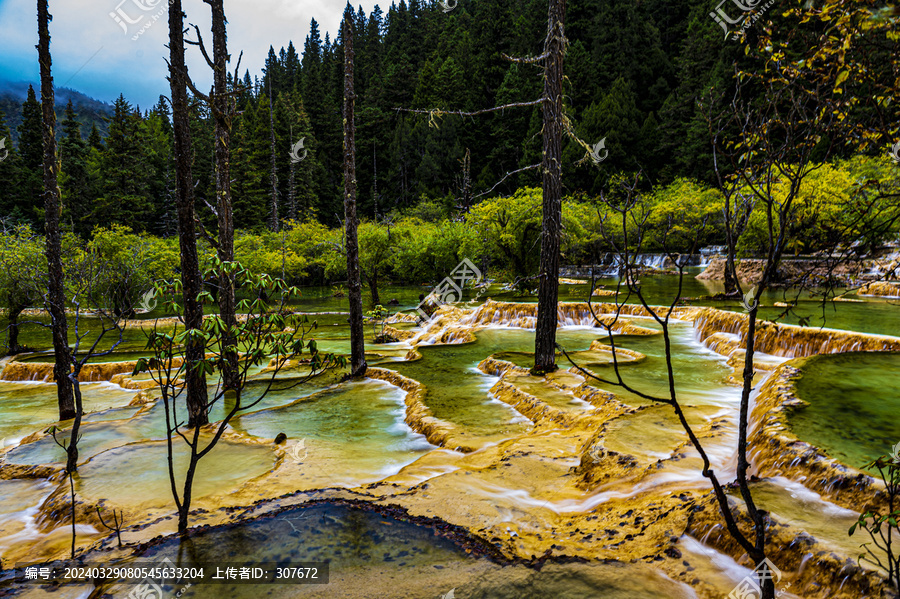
[0,0,381,108]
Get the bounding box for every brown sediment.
[0,359,168,384]
[464,300,680,328]
[381,325,415,341]
[366,367,476,453]
[697,258,865,284]
[559,278,588,285]
[858,281,900,298]
[110,373,161,392]
[687,493,893,599]
[570,380,623,407]
[591,288,618,296]
[477,356,531,378]
[488,380,582,429]
[692,307,900,358]
[748,362,882,510]
[586,340,646,362]
[6,299,900,597]
[412,324,477,346]
[0,462,61,480]
[386,312,419,324]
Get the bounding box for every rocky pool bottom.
[1,296,899,598]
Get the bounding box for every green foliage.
[83,224,179,316]
[0,224,44,352]
[849,454,900,590]
[737,157,900,257]
[464,188,588,283]
[644,178,725,251]
[234,230,308,282]
[365,304,391,339]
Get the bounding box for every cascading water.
[2,285,900,598]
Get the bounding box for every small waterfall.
[692,308,900,358]
[699,246,727,267]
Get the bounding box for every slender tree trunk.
[7,306,24,355]
[179,455,198,532]
[367,275,381,307]
[168,0,209,428]
[67,468,76,558]
[66,376,84,473]
[288,151,297,221]
[268,80,279,232]
[209,0,237,394]
[38,0,75,420]
[533,0,566,374]
[343,12,367,378]
[461,148,471,213]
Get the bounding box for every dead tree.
[343,7,367,378]
[395,0,581,374]
[184,1,244,393]
[267,78,279,232]
[533,0,566,374]
[168,0,209,428]
[37,0,75,420]
[559,173,780,599]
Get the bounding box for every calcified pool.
[2,278,900,598]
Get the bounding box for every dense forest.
[2,0,754,234]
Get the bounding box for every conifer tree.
[59,100,91,235]
[38,0,76,422]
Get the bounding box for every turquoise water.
[93,503,697,599]
[1,272,899,595]
[791,352,900,472]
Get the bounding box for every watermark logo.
[710,0,776,41]
[438,0,458,13]
[138,289,157,313]
[590,138,608,164]
[728,558,791,599]
[741,286,758,313]
[891,441,900,463]
[290,138,308,163]
[414,259,483,323]
[891,141,900,164]
[0,137,8,162]
[440,589,456,599]
[125,556,190,599]
[110,0,171,41]
[288,439,308,463]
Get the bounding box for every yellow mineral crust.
[857,281,900,297]
[692,307,900,358]
[748,362,884,510]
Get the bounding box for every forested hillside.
[0,79,112,143]
[1,0,749,234]
[0,0,893,238]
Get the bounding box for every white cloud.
[0,0,381,107]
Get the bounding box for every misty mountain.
[0,78,112,144]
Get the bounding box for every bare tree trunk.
[343,11,367,378]
[66,377,84,474]
[268,79,279,232]
[461,148,471,213]
[288,152,297,221]
[367,274,381,307]
[38,0,75,420]
[7,306,24,355]
[168,0,209,428]
[208,0,238,394]
[533,0,566,374]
